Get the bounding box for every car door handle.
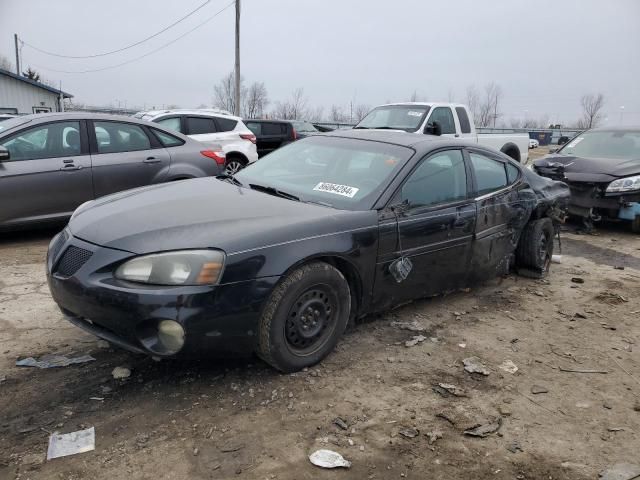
[454,134,460,138]
[143,157,160,164]
[60,164,82,171]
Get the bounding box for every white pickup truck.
[354,102,529,163]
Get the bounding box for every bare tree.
[308,106,324,122]
[22,67,41,82]
[578,93,605,129]
[243,82,269,118]
[272,88,308,120]
[213,72,246,114]
[354,104,371,122]
[409,90,424,102]
[0,54,13,71]
[477,82,502,127]
[465,85,481,125]
[447,88,455,103]
[196,103,209,109]
[329,104,348,123]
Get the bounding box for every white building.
[0,68,72,115]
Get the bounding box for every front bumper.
[46,231,280,357]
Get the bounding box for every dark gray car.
[0,113,226,230]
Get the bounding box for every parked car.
[47,130,568,372]
[529,138,539,149]
[0,113,225,230]
[532,127,640,232]
[244,119,319,157]
[135,109,257,174]
[355,102,529,163]
[0,113,17,122]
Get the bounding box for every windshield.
[356,105,430,132]
[235,136,413,210]
[291,121,318,133]
[0,116,32,133]
[559,130,640,160]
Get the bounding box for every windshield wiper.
[249,183,300,201]
[216,173,243,186]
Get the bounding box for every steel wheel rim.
[284,284,338,356]
[225,160,243,175]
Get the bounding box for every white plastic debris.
[309,449,351,469]
[498,360,519,374]
[47,427,95,460]
[463,356,490,376]
[112,366,131,379]
[16,354,95,369]
[551,254,562,264]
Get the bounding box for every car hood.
[533,154,640,182]
[69,178,376,255]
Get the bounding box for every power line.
[29,1,235,74]
[21,0,212,59]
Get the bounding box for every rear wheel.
[257,262,350,373]
[516,218,554,278]
[224,155,246,175]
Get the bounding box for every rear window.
[262,123,287,135]
[216,117,237,132]
[187,117,217,135]
[152,129,184,147]
[246,122,261,135]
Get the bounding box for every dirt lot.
[1,215,639,479]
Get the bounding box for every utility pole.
[234,0,241,116]
[14,34,20,75]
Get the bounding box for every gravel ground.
[1,220,639,480]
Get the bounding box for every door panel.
[90,121,170,198]
[0,121,92,226]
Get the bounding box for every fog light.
[157,320,185,354]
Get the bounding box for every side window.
[455,107,471,134]
[506,163,520,184]
[94,122,151,154]
[186,116,217,135]
[246,122,262,135]
[1,121,81,161]
[215,117,237,132]
[155,117,182,133]
[428,107,456,135]
[401,150,467,207]
[262,123,285,135]
[470,152,508,195]
[152,129,185,148]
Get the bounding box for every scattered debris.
[614,266,625,270]
[47,427,95,460]
[426,430,443,445]
[0,374,6,384]
[463,357,490,376]
[530,385,549,394]
[595,291,628,305]
[333,417,348,430]
[458,343,467,348]
[607,427,624,432]
[436,412,456,426]
[112,366,131,379]
[498,360,518,374]
[559,367,609,374]
[551,254,562,264]
[574,312,587,319]
[219,443,245,453]
[507,441,523,453]
[434,383,467,397]
[598,463,640,480]
[464,418,502,438]
[399,427,419,439]
[390,320,426,332]
[575,401,591,409]
[309,449,351,469]
[405,335,427,347]
[571,277,585,284]
[16,354,95,369]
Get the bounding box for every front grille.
[55,246,92,277]
[50,230,68,261]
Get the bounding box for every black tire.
[224,155,246,175]
[257,262,351,373]
[516,218,554,278]
[632,216,640,234]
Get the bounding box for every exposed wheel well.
[225,152,248,165]
[500,142,521,162]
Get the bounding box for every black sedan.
[47,131,569,372]
[533,127,640,232]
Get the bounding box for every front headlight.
[115,250,225,286]
[606,175,640,193]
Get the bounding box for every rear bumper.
[46,232,280,357]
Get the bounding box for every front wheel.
[516,218,554,279]
[224,157,246,175]
[257,262,351,372]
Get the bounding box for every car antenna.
[389,203,413,283]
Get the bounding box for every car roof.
[137,109,239,121]
[375,102,469,109]
[243,118,293,124]
[324,128,478,151]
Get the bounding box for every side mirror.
[424,121,442,136]
[549,147,559,154]
[0,146,9,161]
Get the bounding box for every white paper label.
[313,182,359,198]
[407,111,423,117]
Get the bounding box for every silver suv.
[135,109,258,174]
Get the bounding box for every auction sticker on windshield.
[313,182,360,198]
[407,111,423,117]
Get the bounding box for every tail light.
[200,150,226,165]
[239,133,256,144]
[292,128,298,140]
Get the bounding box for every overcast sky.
[1,0,639,125]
